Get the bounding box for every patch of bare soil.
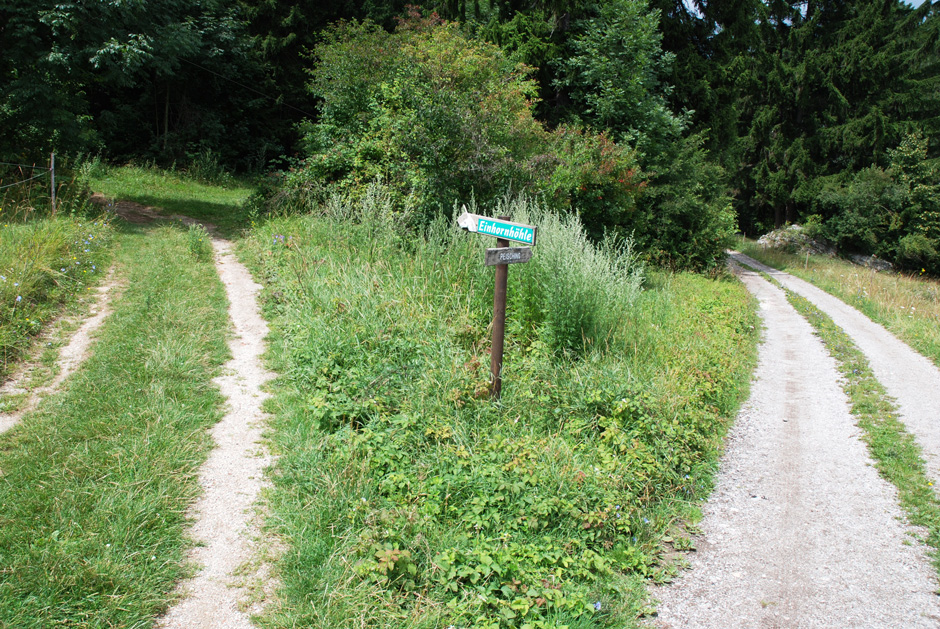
[90,194,205,228]
[0,267,119,435]
[157,236,277,629]
[648,262,940,628]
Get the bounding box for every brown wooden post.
[490,216,510,399]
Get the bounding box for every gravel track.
[730,251,940,484]
[157,236,275,629]
[650,262,940,628]
[0,267,118,435]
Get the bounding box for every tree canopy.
[2,0,939,270]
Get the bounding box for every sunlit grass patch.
[87,163,253,235]
[0,216,112,378]
[737,238,940,368]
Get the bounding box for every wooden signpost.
[457,208,537,399]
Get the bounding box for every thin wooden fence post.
[50,153,56,215]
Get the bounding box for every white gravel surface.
[157,236,275,629]
[730,251,940,485]
[650,262,940,628]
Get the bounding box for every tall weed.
[0,216,112,377]
[487,196,644,353]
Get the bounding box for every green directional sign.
[457,211,537,246]
[477,218,536,245]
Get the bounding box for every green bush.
[816,132,940,273]
[256,15,651,242]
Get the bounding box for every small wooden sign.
[484,247,533,266]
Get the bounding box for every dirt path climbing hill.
[729,251,940,485]
[650,262,940,627]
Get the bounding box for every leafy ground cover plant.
[242,193,758,627]
[738,239,940,369]
[0,222,230,626]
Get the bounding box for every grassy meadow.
[0,221,231,626]
[0,166,114,380]
[737,239,940,368]
[85,162,254,235]
[242,194,759,627]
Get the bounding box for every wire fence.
[0,160,50,170]
[0,154,57,212]
[0,171,49,190]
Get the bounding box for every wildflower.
[61,268,65,272]
[0,275,5,281]
[643,518,649,524]
[594,601,602,611]
[13,282,18,287]
[16,296,21,302]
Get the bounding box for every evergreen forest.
[3,0,939,272]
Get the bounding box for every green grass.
[0,221,230,627]
[241,195,759,628]
[737,238,940,368]
[0,216,113,379]
[87,163,253,235]
[785,289,940,576]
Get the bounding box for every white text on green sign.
[477,219,536,245]
[457,210,537,246]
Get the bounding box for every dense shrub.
[816,133,940,274]
[258,15,650,242]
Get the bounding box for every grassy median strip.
[738,240,940,369]
[0,222,230,627]
[243,196,759,628]
[785,289,940,573]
